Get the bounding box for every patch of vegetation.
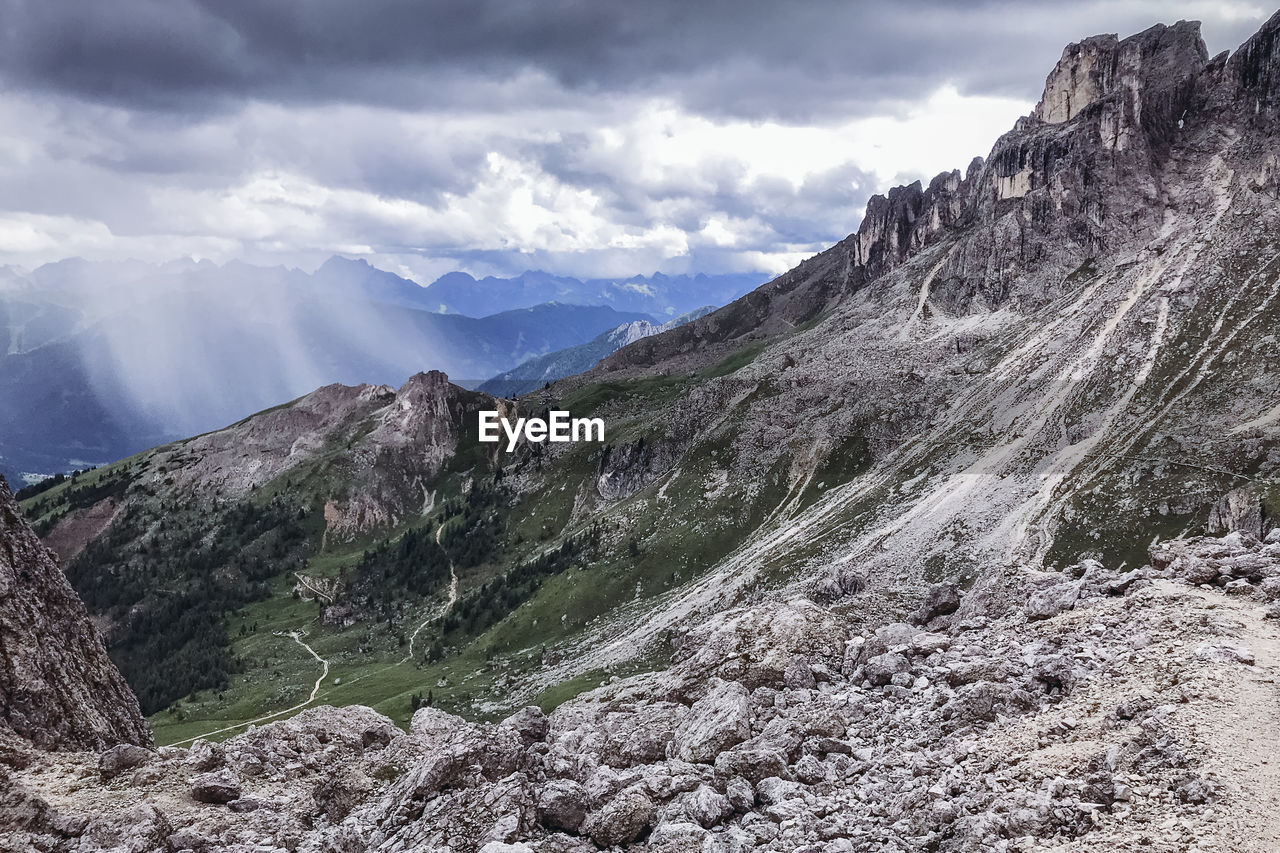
[67,496,312,714]
[353,522,451,602]
[701,339,771,379]
[559,376,687,418]
[441,529,598,646]
[22,464,138,535]
[14,466,98,501]
[438,483,506,568]
[798,430,872,510]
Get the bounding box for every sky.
[0,1,1270,282]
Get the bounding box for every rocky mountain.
[0,477,149,751]
[480,308,716,398]
[8,11,1280,852]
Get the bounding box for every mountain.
[0,256,758,484]
[423,270,768,318]
[0,276,651,483]
[479,307,716,397]
[11,12,1280,852]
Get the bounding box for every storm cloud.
[0,0,1268,279]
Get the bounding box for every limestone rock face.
[0,479,149,750]
[1033,22,1207,126]
[1207,486,1265,539]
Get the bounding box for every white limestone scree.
[478,410,605,452]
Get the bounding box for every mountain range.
[7,12,1280,852]
[0,259,761,484]
[479,307,716,398]
[422,269,767,318]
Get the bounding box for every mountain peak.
[1032,20,1207,125]
[317,255,373,273]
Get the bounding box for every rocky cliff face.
[0,478,149,750]
[596,16,1271,375]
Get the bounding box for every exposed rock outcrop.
[593,15,1267,375]
[0,478,149,750]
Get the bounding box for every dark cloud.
[0,2,1269,279]
[0,1,1266,121]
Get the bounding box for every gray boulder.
[190,770,241,804]
[687,784,732,828]
[98,743,153,780]
[1025,580,1082,620]
[500,706,549,743]
[863,652,910,686]
[672,678,751,763]
[538,779,589,832]
[910,583,962,625]
[584,785,656,847]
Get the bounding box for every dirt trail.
[1182,587,1280,850]
[172,631,329,746]
[293,571,333,604]
[402,524,458,664]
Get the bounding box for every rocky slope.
[8,531,1280,851]
[0,477,149,751]
[530,12,1280,682]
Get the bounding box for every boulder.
[648,822,709,849]
[501,706,549,743]
[1195,643,1255,665]
[1025,580,1082,620]
[584,786,656,847]
[538,779,589,832]
[410,706,469,741]
[714,747,789,784]
[672,679,751,763]
[687,784,732,828]
[874,622,918,650]
[189,770,241,804]
[910,632,951,656]
[863,652,910,686]
[98,744,153,780]
[725,776,755,812]
[910,583,962,625]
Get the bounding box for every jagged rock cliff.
[596,16,1275,374]
[0,478,149,750]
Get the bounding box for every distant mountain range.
[0,257,760,483]
[421,269,767,318]
[479,307,716,397]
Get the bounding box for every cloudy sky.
[0,1,1269,282]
